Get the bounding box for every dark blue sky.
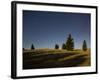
[23,10,90,49]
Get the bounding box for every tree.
[66,34,74,51]
[23,48,25,50]
[55,44,59,49]
[82,40,87,51]
[31,44,35,50]
[62,43,66,49]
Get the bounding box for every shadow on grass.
[23,52,89,69]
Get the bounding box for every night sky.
[23,10,91,49]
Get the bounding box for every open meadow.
[23,49,90,69]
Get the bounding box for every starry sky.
[23,10,91,49]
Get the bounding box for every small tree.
[23,48,25,50]
[55,44,59,49]
[62,43,66,49]
[66,34,74,51]
[31,44,35,50]
[82,40,87,51]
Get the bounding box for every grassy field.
[23,49,91,69]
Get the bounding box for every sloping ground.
[23,49,90,69]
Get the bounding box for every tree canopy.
[66,34,74,51]
[31,44,35,49]
[55,44,59,49]
[82,40,87,51]
[62,43,66,49]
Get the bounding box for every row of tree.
[30,34,87,51]
[55,34,87,51]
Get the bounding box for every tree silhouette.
[66,34,74,51]
[82,40,87,51]
[23,48,25,50]
[62,43,66,49]
[31,44,35,50]
[55,44,59,49]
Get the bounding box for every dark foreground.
[23,49,90,69]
